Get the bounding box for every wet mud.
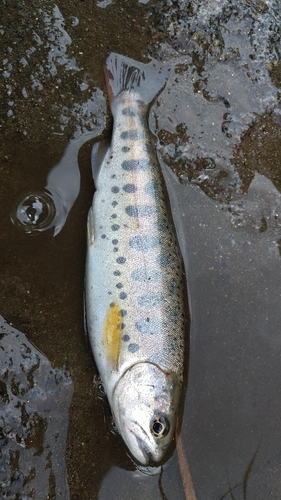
[1,0,281,499]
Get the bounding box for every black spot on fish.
[111,224,120,231]
[112,201,118,207]
[111,186,120,193]
[128,343,139,353]
[112,239,118,245]
[125,205,156,218]
[111,214,117,219]
[123,183,137,193]
[122,334,130,341]
[120,309,127,317]
[129,234,160,251]
[116,282,123,289]
[122,159,150,171]
[120,292,127,300]
[122,107,136,116]
[101,234,106,239]
[113,247,118,252]
[121,130,139,140]
[110,302,115,308]
[113,270,121,276]
[116,257,126,264]
[122,146,130,153]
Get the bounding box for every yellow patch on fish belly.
[103,303,122,371]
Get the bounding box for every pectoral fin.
[87,206,95,246]
[91,140,111,185]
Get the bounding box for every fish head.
[111,362,181,465]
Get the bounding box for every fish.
[85,53,187,465]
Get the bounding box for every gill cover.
[112,362,181,465]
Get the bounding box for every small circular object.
[150,414,170,438]
[11,190,56,234]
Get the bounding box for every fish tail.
[104,52,167,106]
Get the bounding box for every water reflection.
[11,190,56,234]
[11,135,88,235]
[0,316,73,499]
[97,434,196,500]
[162,160,281,499]
[98,457,186,500]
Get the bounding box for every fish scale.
[89,95,184,378]
[86,53,187,465]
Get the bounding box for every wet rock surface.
[0,316,73,499]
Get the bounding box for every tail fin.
[104,53,167,106]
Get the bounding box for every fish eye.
[150,414,170,438]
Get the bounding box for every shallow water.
[0,316,73,498]
[1,0,281,498]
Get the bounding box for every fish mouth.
[112,410,149,464]
[134,437,150,465]
[117,419,149,465]
[129,421,167,465]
